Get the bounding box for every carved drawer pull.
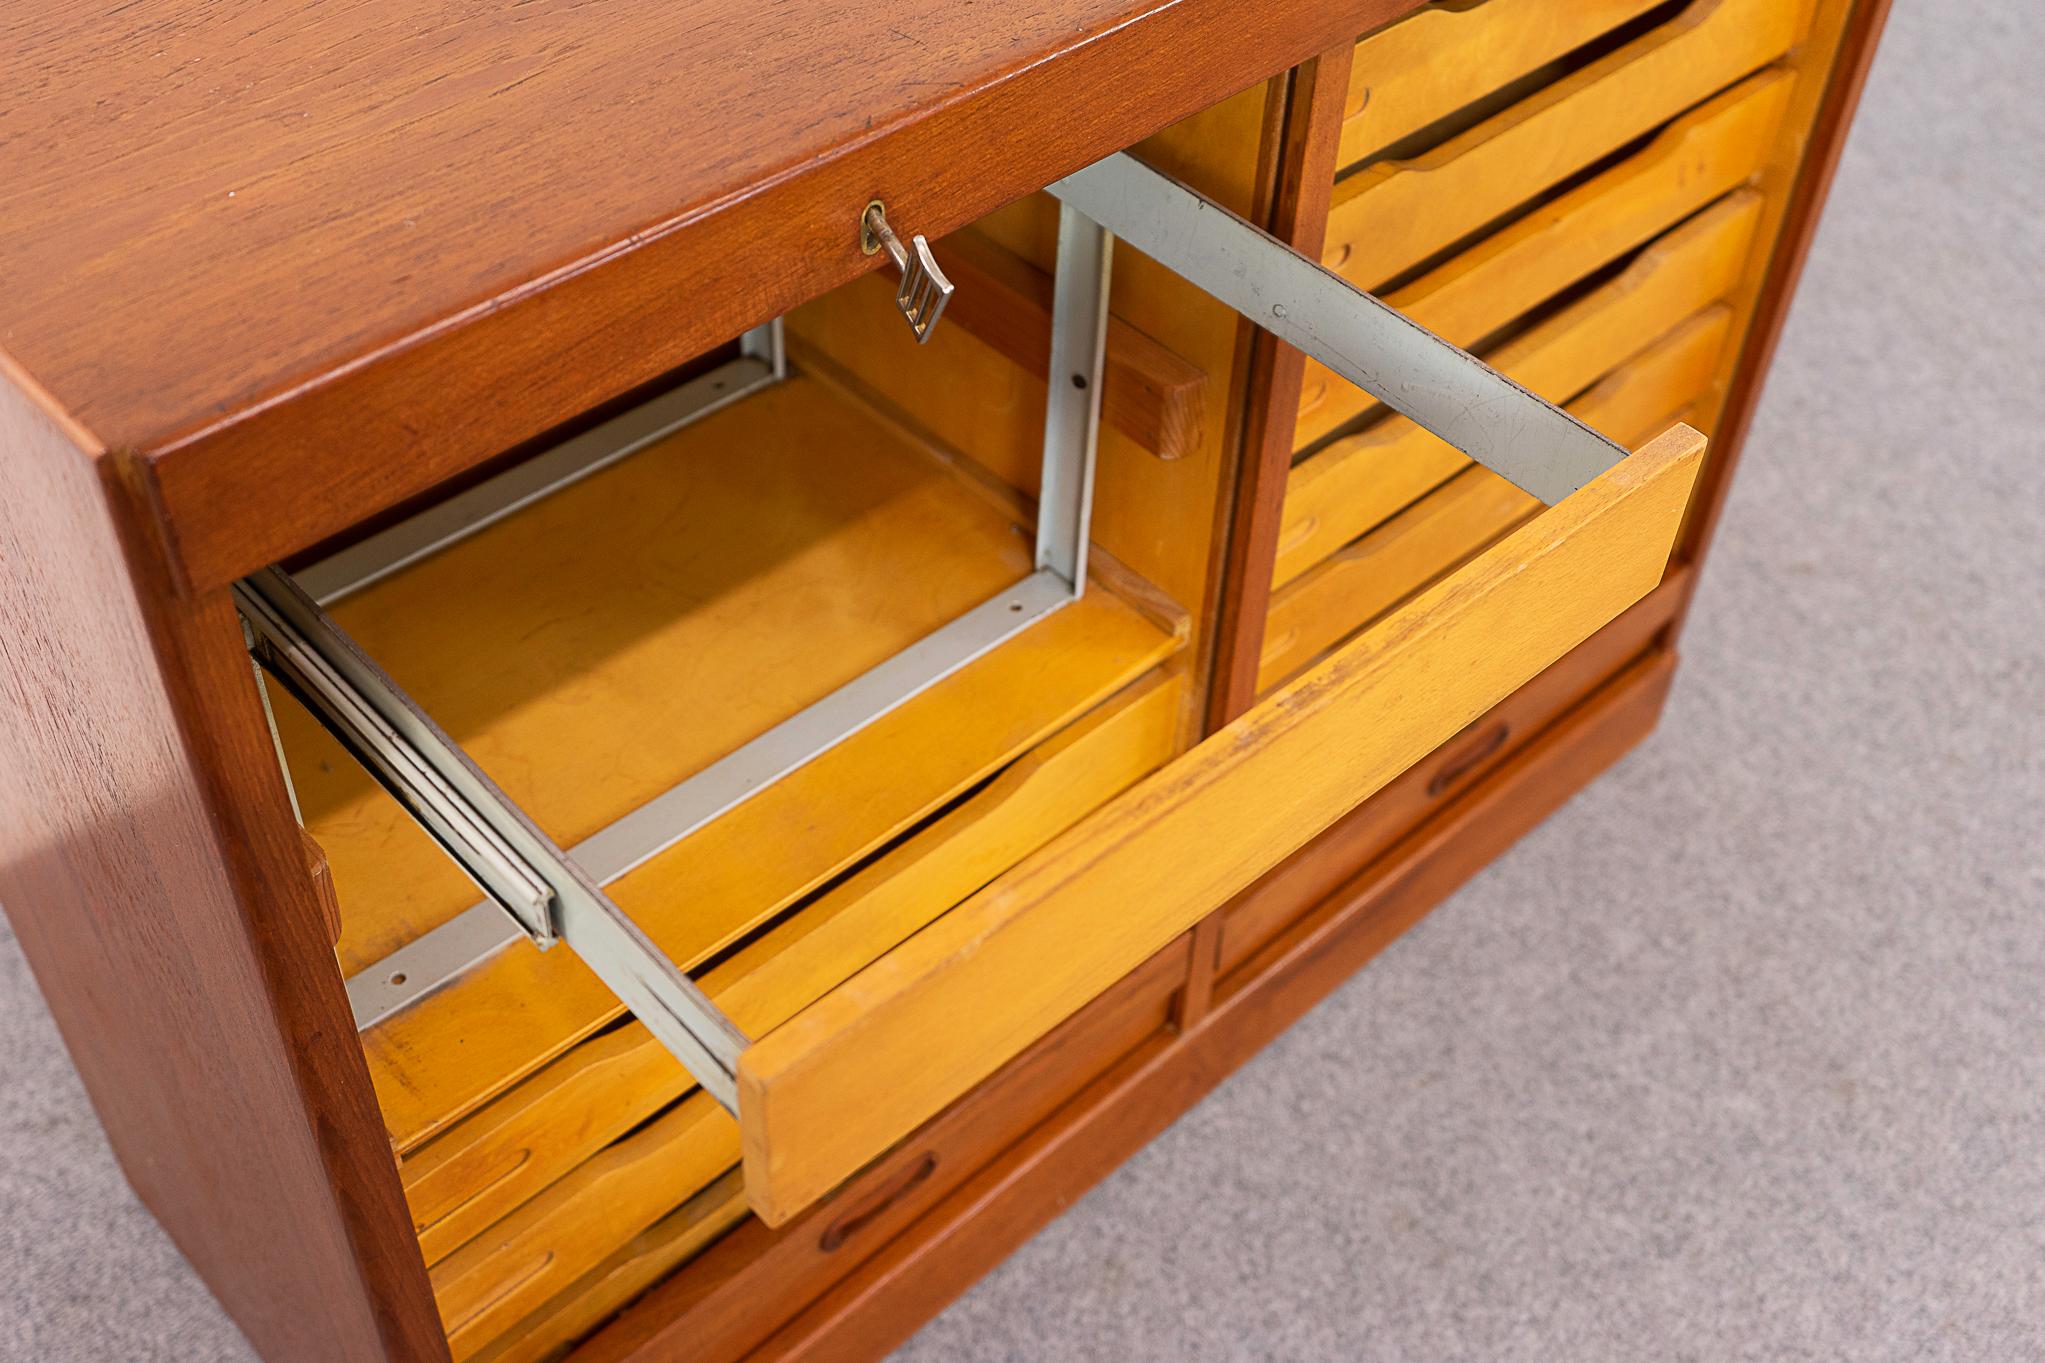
[819,1152,939,1252]
[1428,720,1512,797]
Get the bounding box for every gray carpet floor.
[4,4,2040,1359]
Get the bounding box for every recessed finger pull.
[861,199,953,343]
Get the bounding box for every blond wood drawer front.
[740,424,1704,1222]
[1340,0,1672,169]
[734,150,1703,1222]
[1326,0,1810,291]
[1260,307,1729,692]
[404,670,1185,1336]
[1298,67,1792,449]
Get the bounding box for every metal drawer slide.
[238,567,750,1109]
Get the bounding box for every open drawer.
[740,430,1700,1221]
[241,152,1702,1234]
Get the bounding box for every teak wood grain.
[569,3,1883,1354]
[0,0,1422,595]
[0,1,1887,1356]
[303,828,345,947]
[0,362,446,1362]
[738,426,1705,1223]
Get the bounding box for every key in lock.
[861,200,954,343]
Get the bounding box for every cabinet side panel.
[0,366,445,1363]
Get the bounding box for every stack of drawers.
[1263,0,1808,690]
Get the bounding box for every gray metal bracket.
[1048,152,1628,506]
[250,215,1112,1090]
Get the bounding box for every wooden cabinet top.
[1,0,1406,592]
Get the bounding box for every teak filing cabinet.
[0,1,1889,1359]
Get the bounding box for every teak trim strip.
[1207,41,1358,729]
[0,365,448,1363]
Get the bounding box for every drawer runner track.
[237,154,1623,1113]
